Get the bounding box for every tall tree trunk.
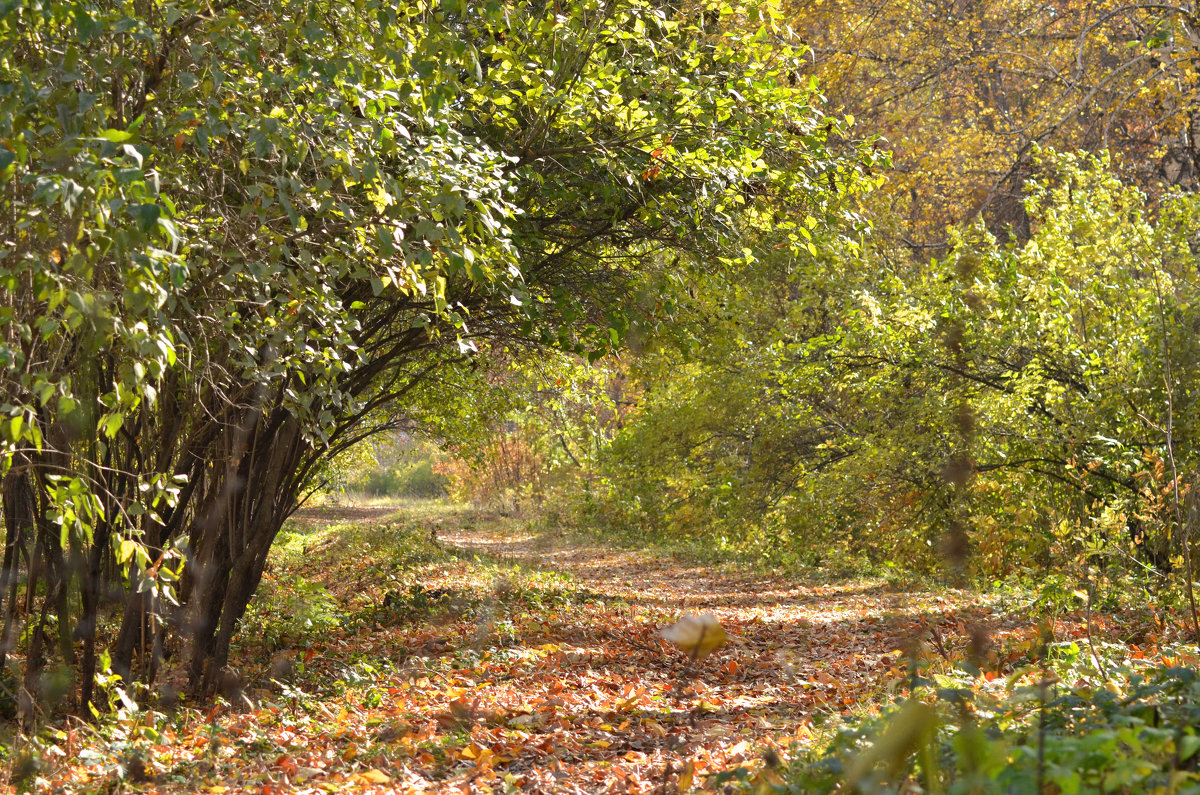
[79,518,111,713]
[0,466,34,693]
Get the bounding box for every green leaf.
[1180,733,1200,762]
[116,539,137,565]
[129,203,160,233]
[99,128,134,143]
[102,413,124,439]
[7,414,22,441]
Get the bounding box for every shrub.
[752,647,1200,794]
[358,460,449,499]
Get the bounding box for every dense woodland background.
[7,0,1200,791]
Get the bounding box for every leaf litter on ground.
[15,501,1177,793]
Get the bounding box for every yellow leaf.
[589,740,612,749]
[357,769,391,784]
[678,760,695,792]
[660,613,728,660]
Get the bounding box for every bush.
[750,646,1200,794]
[336,435,451,499]
[358,460,449,499]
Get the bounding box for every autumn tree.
[582,151,1200,576]
[789,0,1200,245]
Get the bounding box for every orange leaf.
[354,769,391,784]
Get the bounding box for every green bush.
[239,580,344,651]
[745,647,1200,794]
[357,459,449,498]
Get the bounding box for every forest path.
[38,503,1004,794]
[419,513,997,792]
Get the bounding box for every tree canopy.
[0,0,854,709]
[790,0,1200,245]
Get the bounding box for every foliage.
[356,459,447,499]
[790,0,1200,245]
[410,346,640,513]
[438,431,542,511]
[240,579,343,651]
[338,435,450,499]
[7,0,1200,790]
[572,152,1200,582]
[766,645,1200,794]
[0,0,847,707]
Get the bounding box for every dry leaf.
[356,768,391,784]
[660,613,728,660]
[677,759,695,792]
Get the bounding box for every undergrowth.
[727,640,1200,793]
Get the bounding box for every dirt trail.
[418,517,990,792]
[35,506,997,794]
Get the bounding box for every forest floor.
[25,502,1135,793]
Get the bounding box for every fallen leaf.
[355,769,391,784]
[660,613,728,660]
[678,760,695,791]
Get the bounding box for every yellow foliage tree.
[791,0,1200,244]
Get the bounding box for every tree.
[584,152,1200,576]
[0,0,850,710]
[789,0,1200,246]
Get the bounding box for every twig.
[1150,263,1200,642]
[1083,580,1109,680]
